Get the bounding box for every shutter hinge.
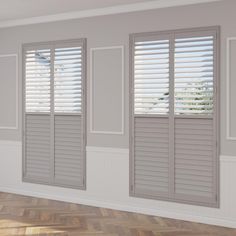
[130,184,134,192]
[215,85,217,94]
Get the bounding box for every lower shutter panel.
[174,118,215,204]
[25,114,51,182]
[133,117,169,198]
[54,115,84,188]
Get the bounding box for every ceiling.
[0,0,147,21]
[0,0,222,28]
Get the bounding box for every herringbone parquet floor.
[0,192,235,236]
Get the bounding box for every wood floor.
[0,192,235,236]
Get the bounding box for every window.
[23,39,86,189]
[130,27,219,207]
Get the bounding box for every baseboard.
[1,186,236,229]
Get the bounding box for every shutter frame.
[130,26,220,207]
[22,38,87,190]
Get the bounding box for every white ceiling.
[0,0,147,21]
[0,0,222,28]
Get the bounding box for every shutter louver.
[134,117,169,197]
[131,28,219,207]
[54,115,84,188]
[54,47,82,113]
[25,49,51,113]
[175,36,214,115]
[134,39,170,114]
[175,118,214,201]
[25,114,51,181]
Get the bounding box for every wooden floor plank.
[0,192,235,236]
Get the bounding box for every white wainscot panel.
[0,142,236,228]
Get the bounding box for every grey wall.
[0,0,235,155]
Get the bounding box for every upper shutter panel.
[174,36,214,115]
[25,49,51,113]
[54,46,82,113]
[134,39,170,115]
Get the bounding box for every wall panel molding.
[226,38,236,140]
[90,46,124,135]
[0,54,18,130]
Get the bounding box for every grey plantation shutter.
[23,39,86,189]
[130,27,219,207]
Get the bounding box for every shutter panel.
[175,36,214,115]
[175,118,214,202]
[173,33,217,205]
[25,49,51,113]
[24,47,51,183]
[25,114,51,181]
[54,46,82,113]
[54,115,84,188]
[134,117,169,197]
[130,28,219,207]
[132,36,170,198]
[53,43,85,188]
[134,39,169,114]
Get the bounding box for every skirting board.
[0,142,236,228]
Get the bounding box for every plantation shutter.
[23,39,86,189]
[130,27,219,207]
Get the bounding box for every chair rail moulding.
[90,46,124,135]
[0,54,18,130]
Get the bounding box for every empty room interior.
[0,0,236,235]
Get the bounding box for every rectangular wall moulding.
[227,38,236,140]
[90,46,124,135]
[0,54,18,129]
